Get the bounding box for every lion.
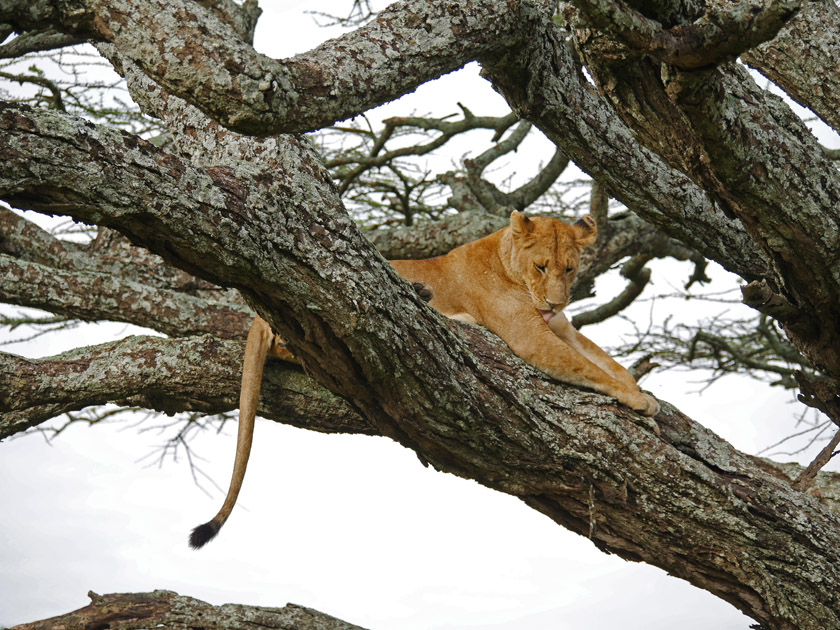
[189,211,659,548]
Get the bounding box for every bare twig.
[794,372,840,490]
[572,255,652,328]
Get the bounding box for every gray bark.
[3,99,840,629]
[10,590,368,630]
[0,334,368,438]
[742,0,840,131]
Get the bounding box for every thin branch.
[326,109,519,197]
[794,372,840,489]
[794,429,840,491]
[572,255,652,328]
[508,147,571,211]
[0,69,64,109]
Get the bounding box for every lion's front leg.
[548,313,639,388]
[541,313,660,416]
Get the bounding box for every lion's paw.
[634,392,660,417]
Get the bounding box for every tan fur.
[188,317,294,548]
[391,211,659,414]
[189,211,658,548]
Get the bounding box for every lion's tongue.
[538,309,554,324]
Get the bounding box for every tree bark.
[742,0,840,131]
[10,590,368,630]
[3,99,840,629]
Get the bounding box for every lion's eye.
[535,263,547,274]
[565,267,575,274]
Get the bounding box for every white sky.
[2,2,838,629]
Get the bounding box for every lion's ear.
[573,215,597,247]
[510,210,535,238]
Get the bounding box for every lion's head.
[508,211,597,322]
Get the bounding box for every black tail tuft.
[189,520,221,549]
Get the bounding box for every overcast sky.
[2,3,839,630]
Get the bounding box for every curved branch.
[0,69,65,109]
[466,119,532,173]
[24,0,547,134]
[329,110,519,197]
[570,0,800,69]
[572,211,699,301]
[572,254,651,328]
[508,147,571,210]
[461,121,573,215]
[0,335,369,439]
[0,253,251,338]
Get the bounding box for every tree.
[1,1,840,629]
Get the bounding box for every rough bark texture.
[552,4,840,378]
[2,1,840,628]
[3,100,840,629]
[742,0,840,131]
[0,334,368,438]
[10,590,368,630]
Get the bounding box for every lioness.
[189,211,659,548]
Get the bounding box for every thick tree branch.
[742,0,840,132]
[0,253,250,337]
[7,0,550,134]
[0,208,237,308]
[570,0,800,69]
[2,101,840,628]
[10,590,367,630]
[0,205,85,269]
[663,64,840,377]
[0,335,369,439]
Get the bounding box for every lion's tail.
[189,317,272,549]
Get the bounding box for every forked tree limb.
[2,100,840,628]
